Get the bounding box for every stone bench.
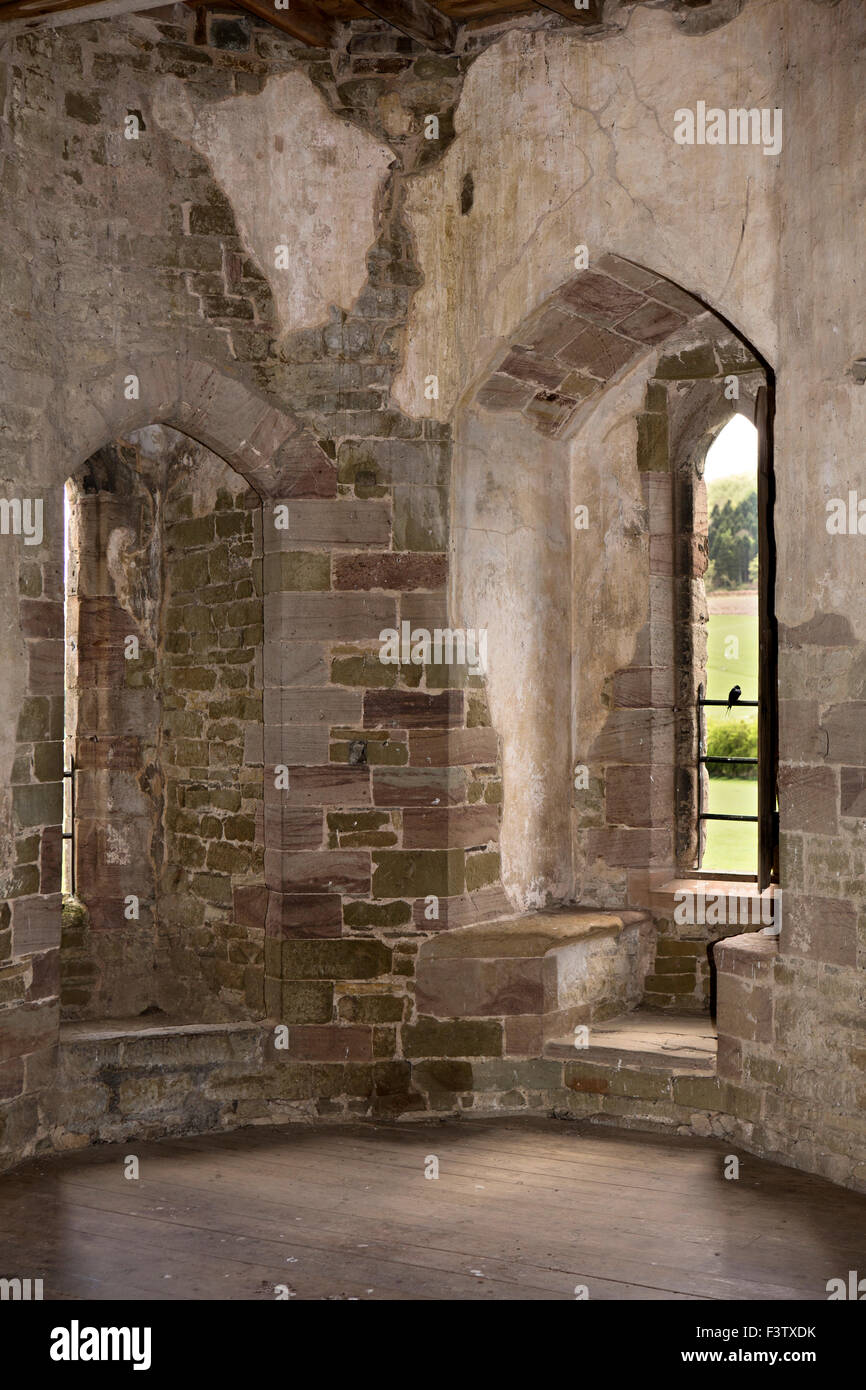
[415,907,655,1049]
[54,1017,264,1147]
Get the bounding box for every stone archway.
[452,255,772,912]
[4,359,336,1149]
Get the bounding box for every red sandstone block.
[334,552,447,591]
[0,1001,59,1065]
[27,948,59,1002]
[676,534,707,578]
[778,764,839,835]
[266,499,391,548]
[589,709,671,763]
[233,884,268,930]
[556,322,634,378]
[263,806,323,852]
[372,767,466,807]
[594,255,660,292]
[264,765,371,808]
[75,821,153,897]
[504,1015,544,1057]
[585,827,669,867]
[409,727,498,766]
[266,892,343,938]
[778,706,828,761]
[611,668,654,710]
[263,728,330,766]
[523,391,577,435]
[713,934,776,980]
[716,975,773,1044]
[263,642,328,688]
[10,894,61,956]
[27,639,64,695]
[287,1025,372,1062]
[555,271,645,326]
[716,1033,743,1082]
[782,894,857,967]
[615,299,686,344]
[73,597,130,687]
[642,470,673,532]
[265,850,370,895]
[643,279,705,318]
[498,348,567,390]
[364,689,463,730]
[821,702,866,764]
[417,957,545,1019]
[841,766,866,818]
[410,885,513,930]
[264,591,396,642]
[271,436,337,499]
[263,687,362,726]
[40,825,62,894]
[402,805,500,849]
[85,897,150,931]
[476,373,535,412]
[74,736,143,771]
[649,533,674,577]
[604,764,653,826]
[19,599,63,640]
[518,304,582,355]
[399,592,449,630]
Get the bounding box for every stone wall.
[159,436,265,1019]
[1,0,864,1194]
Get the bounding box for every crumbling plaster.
[152,69,393,335]
[395,0,782,422]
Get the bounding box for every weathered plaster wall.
[395,0,782,421]
[152,69,393,334]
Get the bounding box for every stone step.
[544,1008,717,1074]
[415,907,655,1036]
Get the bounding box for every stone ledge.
[648,878,778,922]
[419,907,650,960]
[714,931,779,979]
[60,1017,262,1045]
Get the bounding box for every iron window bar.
[696,685,759,825]
[62,754,75,896]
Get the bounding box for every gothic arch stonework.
[471,254,766,439]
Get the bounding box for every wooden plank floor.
[1,1117,863,1300]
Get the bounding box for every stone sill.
[646,878,778,925]
[420,906,651,960]
[60,1018,261,1044]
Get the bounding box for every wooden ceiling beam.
[354,0,457,52]
[0,0,173,25]
[531,0,603,23]
[230,0,338,48]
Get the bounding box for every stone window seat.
[54,1017,265,1147]
[415,907,655,1048]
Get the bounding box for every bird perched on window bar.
[726,684,742,715]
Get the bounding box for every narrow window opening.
[696,402,778,885]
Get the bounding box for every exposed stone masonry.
[1,1,864,1197]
